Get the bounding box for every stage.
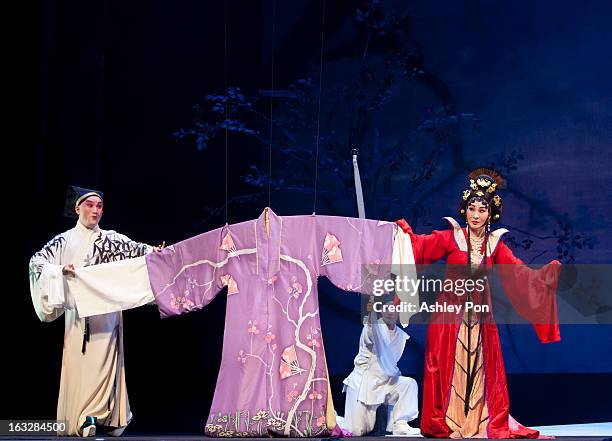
[1,422,611,441]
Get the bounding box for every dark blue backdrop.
[8,0,611,433]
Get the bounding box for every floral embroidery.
[321,232,343,266]
[220,274,239,295]
[169,294,194,311]
[287,276,303,298]
[265,331,276,343]
[205,424,224,433]
[267,275,278,285]
[309,390,322,400]
[266,418,282,428]
[247,320,260,335]
[287,383,299,402]
[306,334,321,348]
[237,349,247,364]
[252,410,268,421]
[316,415,326,428]
[207,409,326,437]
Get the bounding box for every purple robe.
[145,208,394,437]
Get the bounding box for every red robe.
[397,218,561,438]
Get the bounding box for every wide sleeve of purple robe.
[146,226,227,318]
[316,216,395,293]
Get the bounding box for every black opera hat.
[63,185,104,218]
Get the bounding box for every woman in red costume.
[397,168,561,438]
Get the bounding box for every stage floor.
[1,423,610,440]
[532,422,612,437]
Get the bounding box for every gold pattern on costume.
[469,234,485,268]
[476,177,491,187]
[445,310,489,438]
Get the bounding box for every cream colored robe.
[28,221,151,436]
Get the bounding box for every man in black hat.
[28,186,161,437]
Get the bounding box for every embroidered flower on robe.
[287,383,299,402]
[169,294,194,311]
[287,276,303,298]
[206,424,224,433]
[247,320,259,335]
[306,335,321,348]
[316,415,326,427]
[266,418,282,427]
[237,350,247,364]
[252,410,268,421]
[309,390,322,400]
[187,277,198,289]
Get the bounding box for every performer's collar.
[254,207,283,278]
[443,216,508,254]
[75,220,100,235]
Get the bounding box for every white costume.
[342,320,419,435]
[29,221,151,436]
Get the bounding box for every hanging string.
[224,0,229,223]
[313,0,326,214]
[268,0,276,209]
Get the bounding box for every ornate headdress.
[459,167,505,223]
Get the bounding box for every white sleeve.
[42,263,66,308]
[28,235,66,322]
[68,256,155,318]
[392,226,418,327]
